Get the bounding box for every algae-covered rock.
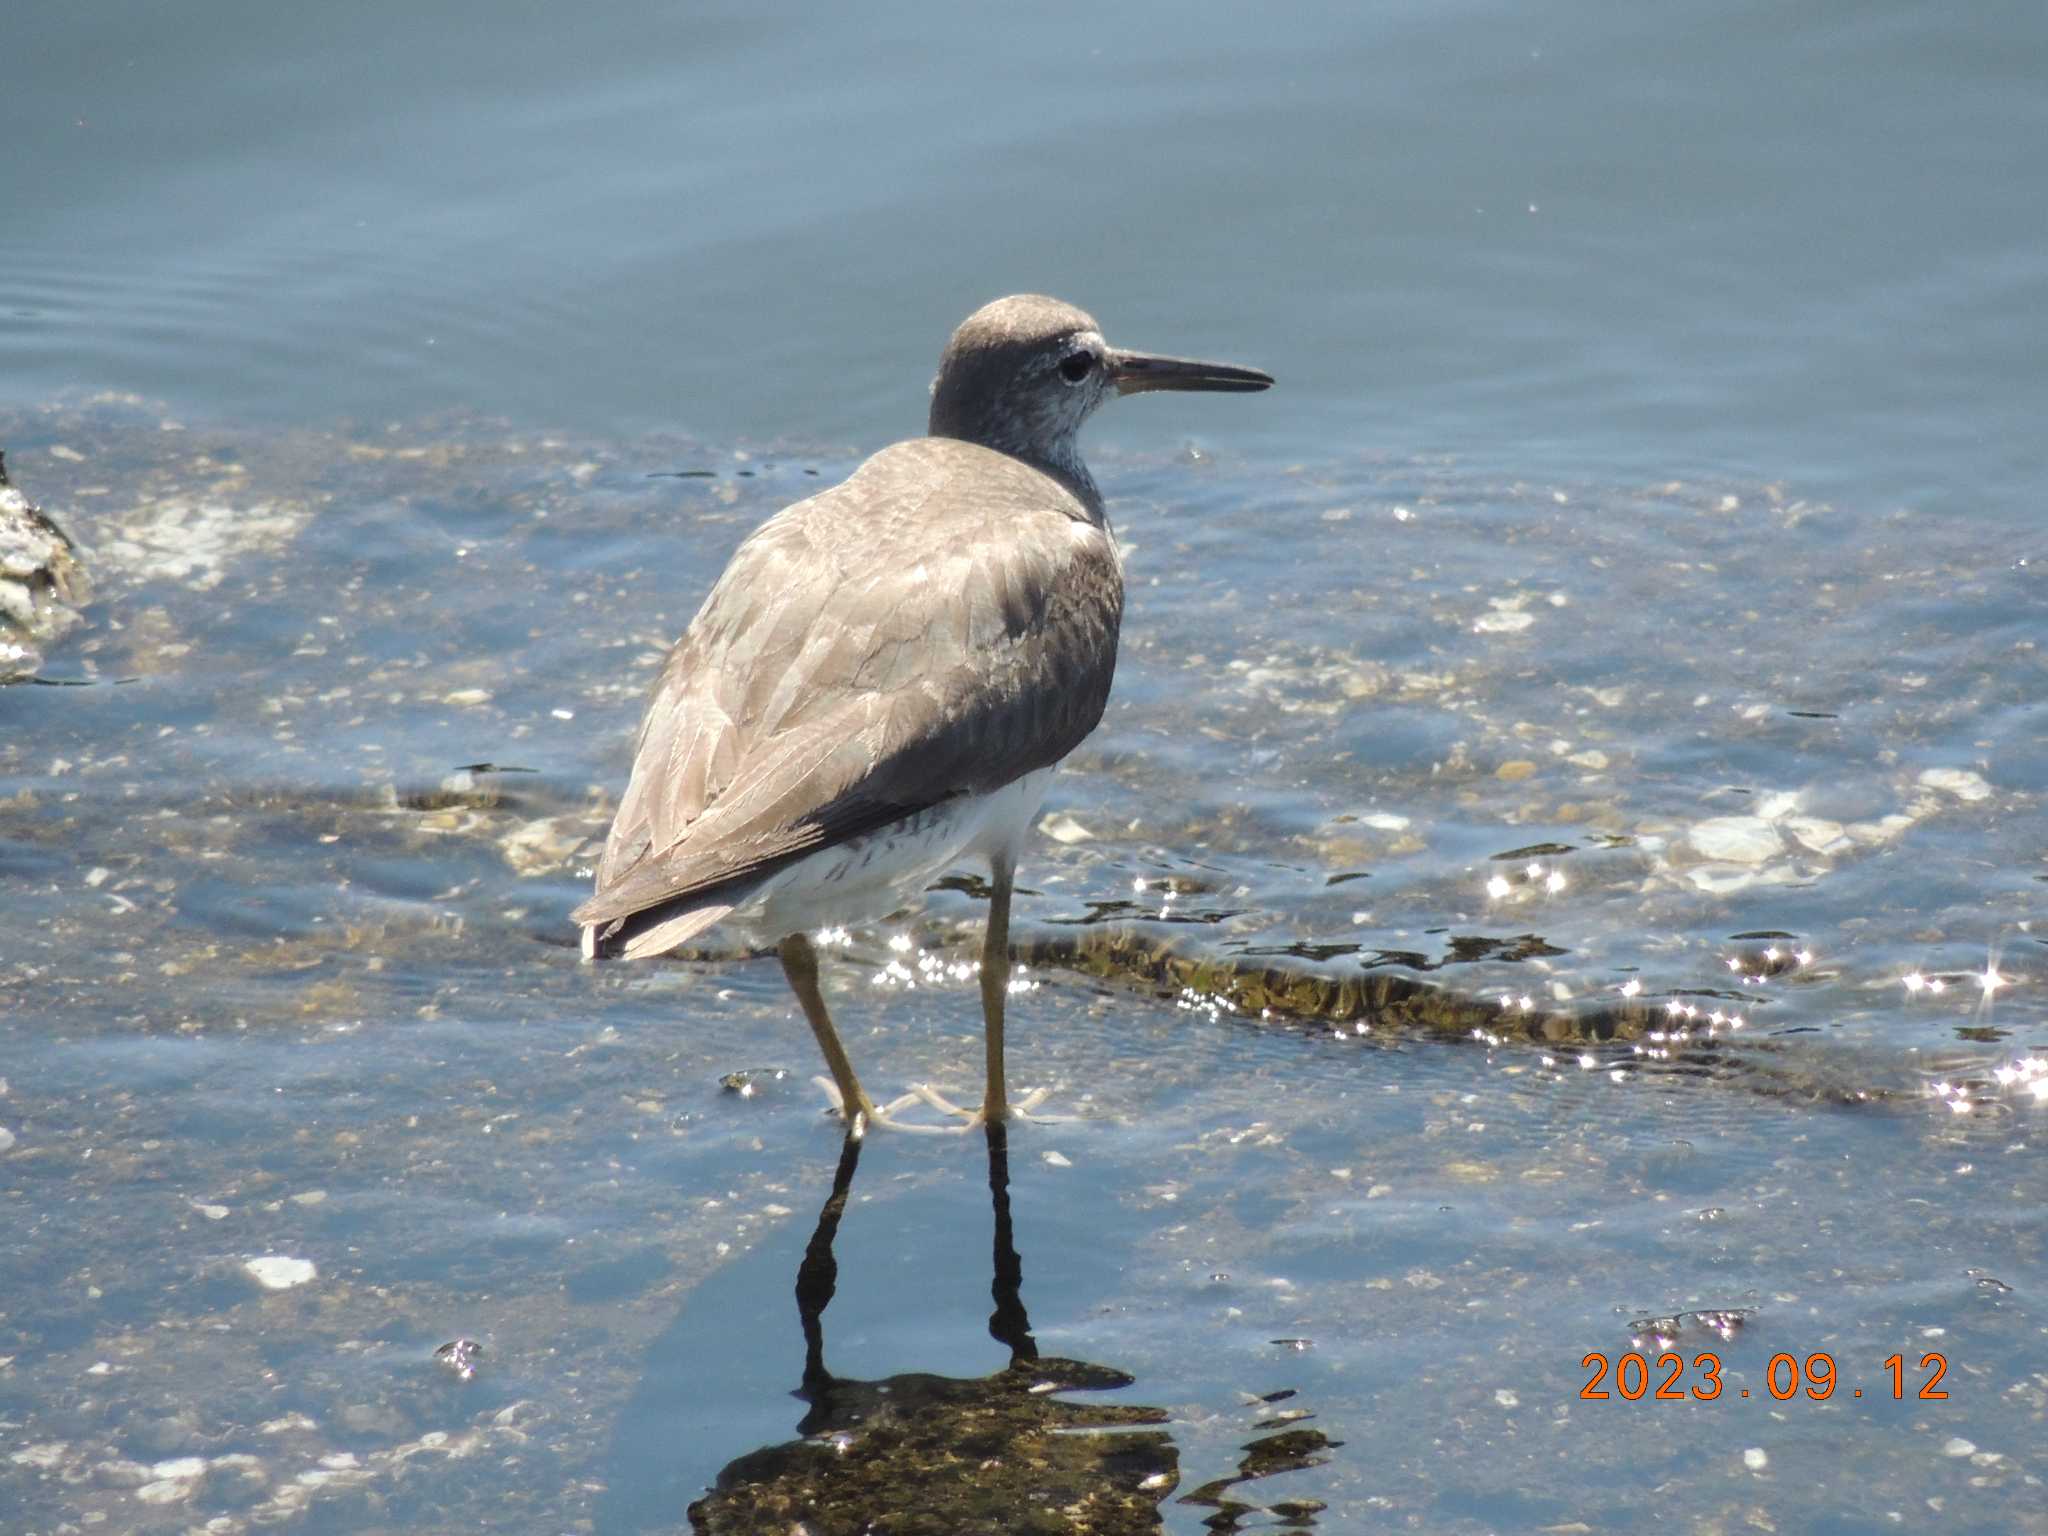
[0,450,91,680]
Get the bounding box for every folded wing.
[573,439,1122,951]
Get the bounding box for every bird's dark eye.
[1058,351,1095,383]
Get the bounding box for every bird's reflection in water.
[688,1124,1178,1534]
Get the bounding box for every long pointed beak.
[1108,348,1274,397]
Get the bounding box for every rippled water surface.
[4,3,2046,1533]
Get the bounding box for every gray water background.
[3,2,2045,1532]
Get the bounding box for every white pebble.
[1473,608,1535,634]
[1918,768,1991,803]
[1743,1447,1769,1471]
[1038,812,1093,844]
[244,1256,317,1291]
[1783,816,1847,854]
[1687,816,1782,865]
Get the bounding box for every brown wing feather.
[573,438,1123,943]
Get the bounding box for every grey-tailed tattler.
[575,295,1272,1135]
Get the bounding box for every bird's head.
[928,295,1272,492]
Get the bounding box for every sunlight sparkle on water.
[867,938,987,991]
[1485,858,1568,902]
[1928,1081,1975,1115]
[1176,986,1238,1022]
[1983,1058,2048,1104]
[870,958,915,988]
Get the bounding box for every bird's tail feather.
[581,899,735,962]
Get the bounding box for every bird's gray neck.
[1012,438,1103,524]
[928,404,1104,524]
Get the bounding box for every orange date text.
[1579,1351,1949,1402]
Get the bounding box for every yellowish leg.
[779,933,943,1134]
[980,855,1015,1121]
[909,855,1056,1128]
[974,856,1015,1122]
[779,934,877,1133]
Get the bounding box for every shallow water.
[5,2,2047,1533]
[3,404,2042,1533]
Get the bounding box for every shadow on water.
[605,1124,1338,1535]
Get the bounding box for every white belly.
[729,766,1056,940]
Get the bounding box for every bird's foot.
[811,1076,961,1136]
[904,1082,1067,1132]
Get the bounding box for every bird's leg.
[980,853,1016,1120]
[778,933,942,1135]
[779,933,874,1126]
[981,857,1058,1120]
[910,853,1056,1128]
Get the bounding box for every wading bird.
[575,295,1271,1133]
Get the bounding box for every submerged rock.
[0,451,92,680]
